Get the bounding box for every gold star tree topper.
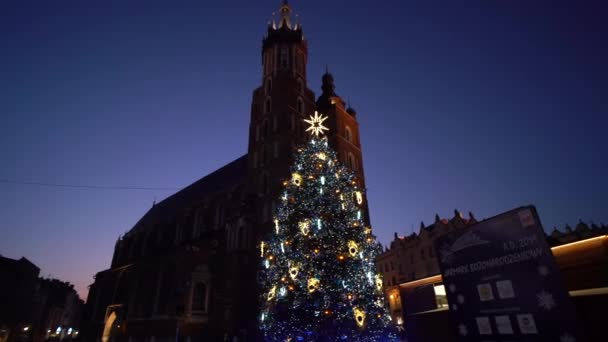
[304,111,329,137]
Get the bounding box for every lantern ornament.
[289,266,299,280]
[292,173,303,186]
[267,286,277,301]
[274,219,280,234]
[355,191,363,205]
[348,241,359,257]
[353,307,366,328]
[260,241,266,257]
[375,274,383,291]
[307,278,320,293]
[298,220,310,236]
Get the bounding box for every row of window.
[253,142,282,169]
[262,96,305,116]
[264,78,305,95]
[263,47,305,76]
[115,200,239,265]
[381,246,437,274]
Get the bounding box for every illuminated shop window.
[433,284,448,309]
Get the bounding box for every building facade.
[0,256,40,342]
[376,217,608,340]
[375,210,477,324]
[81,2,370,341]
[0,257,84,342]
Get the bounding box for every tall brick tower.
[247,1,371,235]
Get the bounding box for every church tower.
[315,70,371,224]
[247,1,371,230]
[247,1,316,233]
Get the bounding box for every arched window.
[262,202,269,223]
[297,79,304,93]
[265,78,272,93]
[174,224,182,245]
[192,207,204,238]
[260,173,269,195]
[263,119,269,138]
[192,282,208,312]
[260,146,268,166]
[239,226,247,249]
[264,97,272,114]
[347,153,356,170]
[297,98,304,114]
[280,46,289,69]
[273,141,279,159]
[214,203,224,229]
[345,126,352,143]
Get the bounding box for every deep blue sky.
[1,0,606,299]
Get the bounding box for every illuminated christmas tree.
[259,112,395,341]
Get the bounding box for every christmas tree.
[259,111,395,341]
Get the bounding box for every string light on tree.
[258,116,395,341]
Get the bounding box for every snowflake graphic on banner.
[458,324,468,336]
[538,264,550,277]
[537,290,556,311]
[560,333,576,342]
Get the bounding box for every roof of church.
[126,154,249,236]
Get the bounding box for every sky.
[1,0,606,300]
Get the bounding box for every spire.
[321,70,336,96]
[279,0,292,29]
[316,69,345,109]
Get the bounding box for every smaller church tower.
[315,69,371,225]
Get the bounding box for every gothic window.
[280,46,289,69]
[273,141,279,159]
[262,202,269,223]
[263,120,269,139]
[264,97,272,114]
[192,207,202,238]
[263,52,270,75]
[265,78,272,93]
[273,115,277,132]
[296,53,304,74]
[239,226,248,249]
[297,79,304,93]
[260,147,266,166]
[174,224,182,245]
[255,124,260,141]
[214,203,224,229]
[260,172,270,195]
[192,282,208,312]
[420,248,426,260]
[297,98,304,114]
[347,153,356,170]
[345,126,352,143]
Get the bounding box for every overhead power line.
[0,179,181,191]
